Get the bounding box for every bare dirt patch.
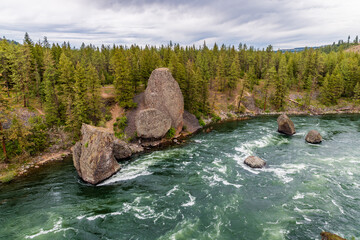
[105,104,124,131]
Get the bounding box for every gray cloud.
[0,0,359,49]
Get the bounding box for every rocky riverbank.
[2,106,360,184]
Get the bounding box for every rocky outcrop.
[244,156,266,168]
[135,108,171,139]
[320,232,346,240]
[305,130,322,144]
[144,68,184,133]
[277,114,296,135]
[183,110,201,133]
[113,139,132,160]
[73,124,122,185]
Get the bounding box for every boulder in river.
[144,68,184,133]
[73,124,121,185]
[277,114,296,135]
[135,108,172,139]
[320,232,346,240]
[244,156,266,168]
[305,130,322,144]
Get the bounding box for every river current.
[1,115,360,239]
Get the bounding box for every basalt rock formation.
[305,130,322,144]
[73,124,143,185]
[143,68,184,134]
[277,114,296,136]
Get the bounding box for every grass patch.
[0,170,17,183]
[113,116,128,140]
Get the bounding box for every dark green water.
[1,115,360,240]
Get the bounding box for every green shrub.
[211,113,221,123]
[166,127,176,139]
[105,114,112,121]
[226,113,233,118]
[113,116,128,140]
[27,116,49,156]
[227,104,235,111]
[85,142,88,148]
[199,118,206,127]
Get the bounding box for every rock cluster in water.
[73,68,191,184]
[244,156,266,168]
[305,130,322,144]
[277,114,296,135]
[73,124,143,184]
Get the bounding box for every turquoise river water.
[0,115,360,239]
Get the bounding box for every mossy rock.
[320,232,346,240]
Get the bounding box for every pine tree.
[0,79,10,161]
[263,67,276,111]
[69,62,89,135]
[228,56,240,92]
[110,49,135,108]
[8,116,32,156]
[87,64,102,125]
[321,66,344,105]
[43,51,62,126]
[353,82,360,102]
[58,52,75,123]
[10,45,32,107]
[273,56,287,110]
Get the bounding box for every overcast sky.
[0,0,359,49]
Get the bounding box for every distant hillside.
[2,37,19,45]
[345,44,360,53]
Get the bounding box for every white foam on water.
[294,206,303,213]
[293,192,305,200]
[99,153,165,185]
[235,134,277,157]
[213,158,227,174]
[331,199,345,214]
[166,185,179,196]
[213,174,242,188]
[181,192,196,207]
[262,163,307,183]
[25,218,76,239]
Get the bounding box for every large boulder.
[135,108,171,139]
[305,130,322,144]
[73,124,121,185]
[144,68,184,133]
[244,156,266,168]
[277,114,296,135]
[183,110,202,133]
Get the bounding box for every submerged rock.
[277,114,296,135]
[73,124,121,185]
[305,130,322,144]
[320,232,346,240]
[244,156,266,168]
[144,68,184,133]
[135,108,171,139]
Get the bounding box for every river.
[1,115,359,239]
